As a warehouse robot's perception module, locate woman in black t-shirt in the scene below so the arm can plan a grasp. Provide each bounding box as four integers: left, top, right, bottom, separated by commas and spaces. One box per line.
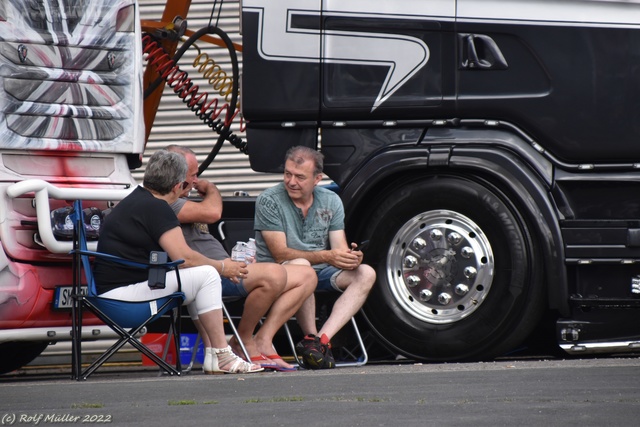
95, 150, 263, 375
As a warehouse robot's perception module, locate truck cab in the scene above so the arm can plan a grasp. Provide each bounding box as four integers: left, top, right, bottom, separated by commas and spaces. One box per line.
241, 0, 640, 361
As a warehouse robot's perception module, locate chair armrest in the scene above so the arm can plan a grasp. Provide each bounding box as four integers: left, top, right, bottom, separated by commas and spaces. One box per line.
70, 249, 184, 271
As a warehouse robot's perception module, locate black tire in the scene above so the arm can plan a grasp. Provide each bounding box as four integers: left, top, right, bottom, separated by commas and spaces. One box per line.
361, 175, 545, 361
0, 341, 49, 374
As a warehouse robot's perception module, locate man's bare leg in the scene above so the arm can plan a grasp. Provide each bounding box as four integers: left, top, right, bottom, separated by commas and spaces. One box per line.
254, 264, 317, 368
228, 263, 286, 361
317, 264, 376, 340
283, 258, 318, 336
295, 293, 318, 336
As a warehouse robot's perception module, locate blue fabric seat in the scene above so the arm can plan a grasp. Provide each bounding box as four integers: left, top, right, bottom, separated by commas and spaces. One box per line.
69, 200, 186, 380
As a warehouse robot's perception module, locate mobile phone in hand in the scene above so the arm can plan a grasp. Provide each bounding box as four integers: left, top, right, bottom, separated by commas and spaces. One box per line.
355, 240, 369, 251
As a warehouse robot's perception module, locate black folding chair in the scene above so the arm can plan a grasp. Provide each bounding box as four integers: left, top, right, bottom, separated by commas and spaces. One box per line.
70, 200, 185, 380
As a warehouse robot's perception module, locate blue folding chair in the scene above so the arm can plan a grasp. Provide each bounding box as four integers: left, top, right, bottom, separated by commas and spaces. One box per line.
70, 200, 185, 380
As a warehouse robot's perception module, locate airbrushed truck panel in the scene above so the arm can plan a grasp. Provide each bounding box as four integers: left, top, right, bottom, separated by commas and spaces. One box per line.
0, 0, 142, 373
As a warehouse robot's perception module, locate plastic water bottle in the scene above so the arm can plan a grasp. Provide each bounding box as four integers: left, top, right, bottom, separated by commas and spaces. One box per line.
245, 238, 256, 264
231, 241, 246, 262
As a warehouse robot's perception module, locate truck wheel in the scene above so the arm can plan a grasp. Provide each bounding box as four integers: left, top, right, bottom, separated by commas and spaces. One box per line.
361, 175, 544, 361
0, 341, 49, 375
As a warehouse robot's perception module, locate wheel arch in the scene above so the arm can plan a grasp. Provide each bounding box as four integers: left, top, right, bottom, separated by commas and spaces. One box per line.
338, 140, 568, 317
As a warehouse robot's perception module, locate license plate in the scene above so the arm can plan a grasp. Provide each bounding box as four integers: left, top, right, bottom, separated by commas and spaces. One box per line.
53, 286, 87, 309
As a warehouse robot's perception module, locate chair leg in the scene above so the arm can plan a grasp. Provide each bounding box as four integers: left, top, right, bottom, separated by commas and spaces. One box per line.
284, 316, 369, 368
171, 306, 182, 374
283, 322, 303, 366
71, 295, 83, 380
174, 302, 252, 373
334, 317, 369, 367
164, 301, 248, 375
79, 299, 181, 380
184, 333, 202, 373
221, 302, 251, 362
161, 327, 172, 372
82, 324, 180, 379
159, 308, 182, 375
71, 248, 85, 380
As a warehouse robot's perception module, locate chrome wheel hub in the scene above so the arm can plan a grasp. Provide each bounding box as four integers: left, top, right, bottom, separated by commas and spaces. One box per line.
386, 210, 494, 324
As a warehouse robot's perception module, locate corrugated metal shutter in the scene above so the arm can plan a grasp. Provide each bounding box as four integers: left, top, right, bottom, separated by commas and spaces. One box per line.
136, 0, 284, 196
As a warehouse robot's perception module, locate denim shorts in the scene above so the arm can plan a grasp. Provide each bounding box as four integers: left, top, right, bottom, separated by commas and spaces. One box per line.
316, 266, 343, 292
221, 277, 248, 298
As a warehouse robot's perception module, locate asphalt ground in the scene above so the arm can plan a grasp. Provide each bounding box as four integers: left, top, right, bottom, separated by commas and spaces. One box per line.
2, 356, 640, 426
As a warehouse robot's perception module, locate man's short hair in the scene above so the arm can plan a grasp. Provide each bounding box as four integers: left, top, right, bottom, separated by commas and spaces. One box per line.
165, 144, 196, 157
285, 145, 324, 175
143, 149, 187, 195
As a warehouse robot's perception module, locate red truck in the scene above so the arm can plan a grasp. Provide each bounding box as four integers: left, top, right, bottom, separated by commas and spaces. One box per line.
0, 0, 242, 375
0, 0, 151, 373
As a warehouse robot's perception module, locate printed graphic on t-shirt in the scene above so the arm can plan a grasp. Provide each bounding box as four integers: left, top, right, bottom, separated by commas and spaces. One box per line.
259, 196, 279, 214
304, 208, 333, 247
194, 223, 210, 234
316, 208, 333, 226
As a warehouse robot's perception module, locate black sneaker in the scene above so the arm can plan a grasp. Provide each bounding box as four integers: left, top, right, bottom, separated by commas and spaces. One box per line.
318, 333, 335, 369
295, 334, 335, 369
295, 334, 322, 369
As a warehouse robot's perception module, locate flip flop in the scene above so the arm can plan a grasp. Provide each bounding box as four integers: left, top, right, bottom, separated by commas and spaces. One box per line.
250, 354, 280, 371
269, 365, 298, 372
262, 354, 298, 371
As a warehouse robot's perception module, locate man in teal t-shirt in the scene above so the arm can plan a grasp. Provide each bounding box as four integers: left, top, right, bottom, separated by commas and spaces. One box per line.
255, 146, 376, 369
255, 182, 343, 271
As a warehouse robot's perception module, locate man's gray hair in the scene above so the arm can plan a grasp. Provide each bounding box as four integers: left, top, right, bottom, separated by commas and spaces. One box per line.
143, 149, 187, 195
165, 144, 195, 157
285, 145, 324, 175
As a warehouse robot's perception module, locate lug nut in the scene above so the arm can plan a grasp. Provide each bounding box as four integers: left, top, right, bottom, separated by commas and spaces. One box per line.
448, 232, 462, 245
404, 255, 418, 268
430, 229, 443, 241
461, 246, 474, 258
464, 266, 477, 279
406, 275, 421, 287
438, 293, 452, 305
455, 284, 469, 295
412, 237, 427, 250
419, 289, 433, 301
